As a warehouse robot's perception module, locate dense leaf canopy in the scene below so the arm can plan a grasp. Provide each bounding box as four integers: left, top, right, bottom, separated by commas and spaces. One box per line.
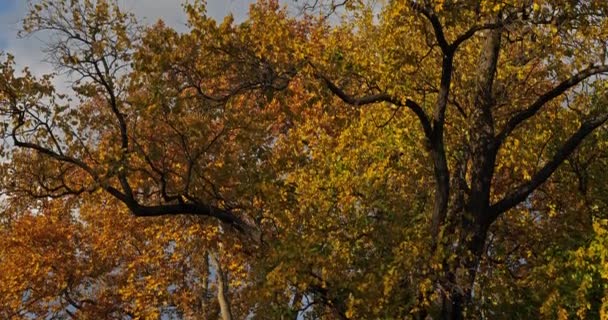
1, 0, 608, 319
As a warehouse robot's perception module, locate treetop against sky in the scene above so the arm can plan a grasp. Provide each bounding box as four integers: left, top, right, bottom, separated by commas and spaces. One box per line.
1, 1, 608, 319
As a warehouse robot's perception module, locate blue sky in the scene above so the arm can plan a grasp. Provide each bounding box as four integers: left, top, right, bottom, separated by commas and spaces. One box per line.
0, 0, 16, 12
0, 0, 254, 57
0, 0, 18, 49
0, 1, 253, 50
0, 0, 256, 91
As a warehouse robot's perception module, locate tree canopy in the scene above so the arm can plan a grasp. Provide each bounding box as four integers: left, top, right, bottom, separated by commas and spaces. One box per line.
1, 0, 608, 319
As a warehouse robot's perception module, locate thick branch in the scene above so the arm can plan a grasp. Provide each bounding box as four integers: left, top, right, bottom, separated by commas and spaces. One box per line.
452, 22, 503, 50
211, 253, 235, 320
103, 186, 252, 236
429, 52, 455, 239
410, 2, 450, 53
489, 112, 608, 220
12, 118, 252, 237
451, 9, 521, 51
497, 65, 608, 144
468, 26, 502, 214
318, 73, 434, 140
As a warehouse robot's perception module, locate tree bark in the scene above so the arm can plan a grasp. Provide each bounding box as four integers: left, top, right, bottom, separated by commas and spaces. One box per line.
211, 253, 234, 320
201, 251, 210, 316
438, 24, 503, 320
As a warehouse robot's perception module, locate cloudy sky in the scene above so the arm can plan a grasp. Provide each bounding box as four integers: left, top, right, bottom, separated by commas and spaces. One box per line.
0, 0, 255, 79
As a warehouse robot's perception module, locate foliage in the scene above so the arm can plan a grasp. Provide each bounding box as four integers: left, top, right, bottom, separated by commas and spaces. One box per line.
1, 0, 608, 319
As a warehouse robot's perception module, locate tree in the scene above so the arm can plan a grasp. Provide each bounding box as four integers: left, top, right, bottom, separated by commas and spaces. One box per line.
1, 0, 608, 319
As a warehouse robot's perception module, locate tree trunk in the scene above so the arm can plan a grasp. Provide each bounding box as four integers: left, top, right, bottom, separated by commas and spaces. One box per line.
434, 207, 489, 320
201, 251, 210, 316
436, 24, 503, 320
211, 253, 234, 320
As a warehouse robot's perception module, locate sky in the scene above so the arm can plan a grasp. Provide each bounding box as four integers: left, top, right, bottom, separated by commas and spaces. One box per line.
0, 0, 255, 82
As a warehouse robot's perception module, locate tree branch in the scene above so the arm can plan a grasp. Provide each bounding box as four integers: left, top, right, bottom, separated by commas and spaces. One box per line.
497, 65, 608, 144
451, 9, 522, 51
489, 112, 608, 220
317, 72, 434, 140
452, 22, 502, 50
10, 106, 252, 237
102, 185, 256, 239
410, 2, 450, 53
428, 52, 455, 239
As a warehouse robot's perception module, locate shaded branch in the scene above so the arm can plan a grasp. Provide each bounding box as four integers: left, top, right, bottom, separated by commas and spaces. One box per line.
489, 112, 608, 220
10, 104, 252, 238
410, 1, 450, 53
452, 22, 505, 50
451, 8, 523, 50
316, 72, 433, 140
497, 65, 608, 144
104, 185, 252, 235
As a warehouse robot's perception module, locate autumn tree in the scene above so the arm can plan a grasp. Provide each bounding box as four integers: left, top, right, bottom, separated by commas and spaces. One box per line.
2, 0, 608, 319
